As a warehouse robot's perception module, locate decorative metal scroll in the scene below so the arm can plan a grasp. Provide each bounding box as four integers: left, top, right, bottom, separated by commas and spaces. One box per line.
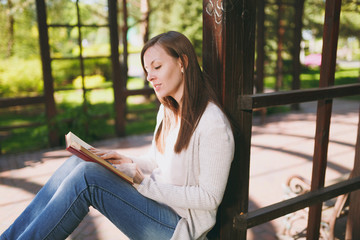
205, 0, 235, 24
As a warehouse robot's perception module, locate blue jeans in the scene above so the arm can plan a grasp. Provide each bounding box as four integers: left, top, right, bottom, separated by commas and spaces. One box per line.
1, 156, 180, 240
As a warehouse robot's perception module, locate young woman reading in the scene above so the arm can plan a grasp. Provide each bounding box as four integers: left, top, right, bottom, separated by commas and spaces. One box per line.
1, 31, 234, 240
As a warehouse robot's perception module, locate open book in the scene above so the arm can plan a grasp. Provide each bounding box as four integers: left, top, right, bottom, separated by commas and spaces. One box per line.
65, 131, 134, 185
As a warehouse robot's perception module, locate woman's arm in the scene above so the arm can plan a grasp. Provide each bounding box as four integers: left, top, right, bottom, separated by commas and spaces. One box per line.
137, 109, 235, 210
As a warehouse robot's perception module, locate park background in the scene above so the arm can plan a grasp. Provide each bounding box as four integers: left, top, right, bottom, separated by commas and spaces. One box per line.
0, 0, 359, 155
1, 0, 360, 239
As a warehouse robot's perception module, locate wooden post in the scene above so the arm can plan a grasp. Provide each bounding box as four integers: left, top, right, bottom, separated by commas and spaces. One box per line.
291, 0, 304, 110
275, 0, 284, 91
122, 0, 129, 81
35, 0, 59, 147
108, 0, 126, 136
203, 0, 256, 239
307, 0, 342, 239
255, 0, 265, 94
345, 107, 360, 239
75, 0, 89, 134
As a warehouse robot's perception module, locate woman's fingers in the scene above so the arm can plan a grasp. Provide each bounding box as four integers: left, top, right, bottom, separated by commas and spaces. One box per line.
89, 148, 117, 159
107, 159, 122, 165
89, 148, 133, 164
133, 166, 144, 184
89, 148, 105, 156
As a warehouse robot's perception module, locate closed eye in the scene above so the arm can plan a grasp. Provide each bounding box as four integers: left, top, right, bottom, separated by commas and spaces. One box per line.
154, 65, 161, 70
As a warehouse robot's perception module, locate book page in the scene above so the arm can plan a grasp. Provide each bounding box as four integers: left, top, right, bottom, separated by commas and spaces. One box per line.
65, 131, 134, 184
66, 131, 92, 149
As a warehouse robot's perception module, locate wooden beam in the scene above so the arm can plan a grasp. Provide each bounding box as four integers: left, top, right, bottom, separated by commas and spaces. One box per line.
239, 83, 360, 110
291, 0, 305, 110
234, 176, 360, 229
124, 88, 154, 97
346, 107, 360, 239
35, 0, 59, 147
203, 0, 256, 239
0, 96, 45, 108
255, 0, 265, 94
307, 0, 342, 239
108, 0, 126, 136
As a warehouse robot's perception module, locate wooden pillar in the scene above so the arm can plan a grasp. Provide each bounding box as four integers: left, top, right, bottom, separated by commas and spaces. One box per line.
203, 0, 256, 239
345, 107, 360, 239
275, 0, 284, 91
35, 0, 59, 147
122, 0, 129, 81
255, 0, 265, 94
108, 0, 126, 136
291, 0, 305, 110
307, 0, 342, 239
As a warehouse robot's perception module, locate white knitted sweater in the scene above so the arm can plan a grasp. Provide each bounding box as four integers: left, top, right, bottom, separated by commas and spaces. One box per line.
131, 102, 234, 239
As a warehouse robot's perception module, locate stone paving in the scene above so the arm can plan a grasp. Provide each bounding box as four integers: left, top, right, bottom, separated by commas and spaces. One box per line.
0, 99, 359, 240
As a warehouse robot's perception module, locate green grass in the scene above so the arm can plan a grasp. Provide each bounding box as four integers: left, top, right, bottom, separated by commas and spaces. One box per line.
264, 67, 360, 91
1, 77, 157, 154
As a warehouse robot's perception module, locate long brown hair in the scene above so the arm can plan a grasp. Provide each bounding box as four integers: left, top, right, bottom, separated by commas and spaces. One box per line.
141, 31, 221, 153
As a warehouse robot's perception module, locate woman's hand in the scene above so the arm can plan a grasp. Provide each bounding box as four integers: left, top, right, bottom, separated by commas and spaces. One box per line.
90, 148, 132, 164
89, 148, 144, 184
133, 166, 145, 184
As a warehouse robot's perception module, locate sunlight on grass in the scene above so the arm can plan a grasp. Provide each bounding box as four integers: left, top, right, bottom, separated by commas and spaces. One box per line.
88, 88, 114, 103
264, 67, 359, 90
128, 77, 146, 89
54, 77, 150, 105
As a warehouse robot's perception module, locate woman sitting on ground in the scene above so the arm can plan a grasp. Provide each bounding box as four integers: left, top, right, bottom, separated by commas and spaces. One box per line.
1, 31, 234, 240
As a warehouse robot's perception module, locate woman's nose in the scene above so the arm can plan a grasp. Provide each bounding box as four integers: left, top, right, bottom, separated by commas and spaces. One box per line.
147, 73, 154, 82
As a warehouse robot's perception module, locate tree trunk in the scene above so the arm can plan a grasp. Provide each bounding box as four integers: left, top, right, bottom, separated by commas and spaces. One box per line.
7, 0, 15, 58
275, 0, 284, 91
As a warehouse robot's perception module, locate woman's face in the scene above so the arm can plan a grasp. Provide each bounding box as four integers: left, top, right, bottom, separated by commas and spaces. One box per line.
143, 45, 184, 104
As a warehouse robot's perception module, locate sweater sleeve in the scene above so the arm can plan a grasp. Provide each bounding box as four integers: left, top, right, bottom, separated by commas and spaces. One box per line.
137, 105, 235, 211
125, 105, 164, 174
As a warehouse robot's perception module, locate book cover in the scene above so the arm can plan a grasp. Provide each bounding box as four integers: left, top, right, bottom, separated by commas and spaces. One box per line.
65, 131, 134, 185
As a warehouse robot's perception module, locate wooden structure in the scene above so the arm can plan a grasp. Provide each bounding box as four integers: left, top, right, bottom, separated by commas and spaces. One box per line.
0, 0, 154, 154
281, 173, 351, 239
1, 0, 359, 238
203, 0, 360, 239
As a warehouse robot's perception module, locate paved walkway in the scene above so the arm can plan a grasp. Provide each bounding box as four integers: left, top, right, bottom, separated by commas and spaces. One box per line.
0, 99, 359, 240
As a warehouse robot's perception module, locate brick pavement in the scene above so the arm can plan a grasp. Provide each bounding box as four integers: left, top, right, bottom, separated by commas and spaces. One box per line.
0, 99, 359, 240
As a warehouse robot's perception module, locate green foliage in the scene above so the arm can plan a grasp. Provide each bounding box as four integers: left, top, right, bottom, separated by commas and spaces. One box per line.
0, 58, 43, 97
0, 57, 112, 97
1, 93, 158, 154
52, 58, 112, 87
72, 75, 106, 89
53, 102, 114, 146
150, 0, 203, 57
0, 105, 48, 153
3, 125, 49, 154
0, 0, 39, 59
303, 0, 360, 39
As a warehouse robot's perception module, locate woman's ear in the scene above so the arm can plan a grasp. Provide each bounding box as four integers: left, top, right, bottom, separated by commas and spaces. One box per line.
182, 54, 189, 69
179, 54, 188, 73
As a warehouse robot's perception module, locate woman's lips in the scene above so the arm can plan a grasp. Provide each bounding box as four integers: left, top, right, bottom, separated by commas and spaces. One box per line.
153, 83, 161, 91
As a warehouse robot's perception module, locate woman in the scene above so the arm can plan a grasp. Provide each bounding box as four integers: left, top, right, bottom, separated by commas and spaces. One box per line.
1, 31, 234, 240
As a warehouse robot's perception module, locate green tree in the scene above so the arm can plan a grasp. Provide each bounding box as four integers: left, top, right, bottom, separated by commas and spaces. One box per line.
303, 0, 360, 40
0, 0, 39, 59
150, 0, 203, 57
